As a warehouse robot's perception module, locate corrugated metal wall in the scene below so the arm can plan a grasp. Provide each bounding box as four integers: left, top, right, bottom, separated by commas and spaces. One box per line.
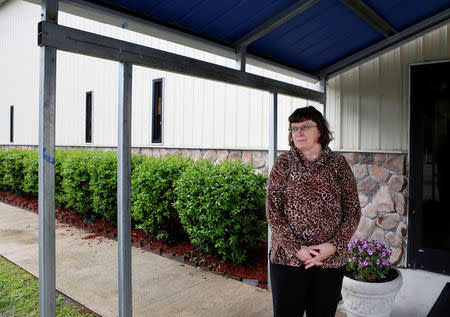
0, 0, 40, 145
326, 24, 450, 152
0, 0, 320, 151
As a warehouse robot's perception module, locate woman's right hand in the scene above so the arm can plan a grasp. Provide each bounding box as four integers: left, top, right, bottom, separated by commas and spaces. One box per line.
295, 246, 316, 261
295, 246, 322, 268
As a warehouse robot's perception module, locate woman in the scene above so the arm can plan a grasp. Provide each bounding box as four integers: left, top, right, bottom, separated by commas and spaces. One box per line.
266, 106, 360, 317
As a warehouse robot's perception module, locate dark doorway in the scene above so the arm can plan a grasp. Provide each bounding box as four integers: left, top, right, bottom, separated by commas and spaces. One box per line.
409, 61, 450, 274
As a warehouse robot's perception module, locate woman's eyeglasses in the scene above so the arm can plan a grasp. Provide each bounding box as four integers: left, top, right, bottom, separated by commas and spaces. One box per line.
289, 125, 317, 133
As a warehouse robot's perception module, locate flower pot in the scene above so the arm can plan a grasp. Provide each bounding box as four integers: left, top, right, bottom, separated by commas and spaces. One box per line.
341, 267, 403, 317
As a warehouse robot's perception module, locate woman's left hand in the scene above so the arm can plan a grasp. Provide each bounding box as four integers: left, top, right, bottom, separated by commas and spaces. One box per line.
304, 243, 336, 269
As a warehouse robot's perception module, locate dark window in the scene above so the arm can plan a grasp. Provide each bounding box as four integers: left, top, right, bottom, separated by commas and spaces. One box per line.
9, 105, 13, 143
85, 91, 92, 143
152, 79, 163, 143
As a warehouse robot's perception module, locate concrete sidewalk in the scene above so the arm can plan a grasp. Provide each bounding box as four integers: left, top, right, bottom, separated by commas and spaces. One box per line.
0, 202, 272, 317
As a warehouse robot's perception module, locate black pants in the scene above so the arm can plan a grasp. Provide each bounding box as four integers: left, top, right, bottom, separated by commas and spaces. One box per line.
270, 262, 345, 317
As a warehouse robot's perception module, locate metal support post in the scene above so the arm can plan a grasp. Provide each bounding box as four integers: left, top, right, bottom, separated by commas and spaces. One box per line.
39, 1, 58, 316
267, 92, 278, 292
236, 45, 246, 72
268, 93, 278, 170
320, 77, 327, 116
118, 62, 133, 317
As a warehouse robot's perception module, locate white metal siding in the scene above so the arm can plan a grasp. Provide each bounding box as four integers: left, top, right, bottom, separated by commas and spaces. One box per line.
327, 24, 450, 152
0, 0, 40, 145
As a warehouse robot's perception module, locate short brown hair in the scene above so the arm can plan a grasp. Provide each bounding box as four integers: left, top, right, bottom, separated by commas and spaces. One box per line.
288, 106, 333, 148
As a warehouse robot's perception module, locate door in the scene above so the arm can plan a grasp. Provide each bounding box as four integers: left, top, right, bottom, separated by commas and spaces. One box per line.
409, 61, 450, 274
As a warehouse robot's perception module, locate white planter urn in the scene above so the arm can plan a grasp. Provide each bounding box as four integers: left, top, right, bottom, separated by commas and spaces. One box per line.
341, 268, 403, 317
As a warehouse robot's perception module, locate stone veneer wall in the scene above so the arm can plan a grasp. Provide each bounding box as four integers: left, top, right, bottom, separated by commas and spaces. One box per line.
341, 152, 407, 267
0, 145, 408, 266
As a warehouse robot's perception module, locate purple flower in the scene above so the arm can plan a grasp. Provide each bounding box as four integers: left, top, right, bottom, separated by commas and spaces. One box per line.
346, 238, 393, 282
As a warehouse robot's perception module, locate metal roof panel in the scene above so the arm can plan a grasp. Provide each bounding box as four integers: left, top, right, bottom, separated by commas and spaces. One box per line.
248, 0, 383, 72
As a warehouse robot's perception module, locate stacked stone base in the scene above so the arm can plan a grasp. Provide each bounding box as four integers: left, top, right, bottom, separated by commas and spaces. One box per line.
343, 152, 407, 267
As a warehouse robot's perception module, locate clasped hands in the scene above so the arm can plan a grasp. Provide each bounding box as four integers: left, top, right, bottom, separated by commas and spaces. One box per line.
295, 243, 336, 269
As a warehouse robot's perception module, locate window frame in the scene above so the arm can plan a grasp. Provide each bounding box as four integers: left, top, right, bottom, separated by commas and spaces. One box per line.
85, 91, 93, 144
151, 78, 164, 144
9, 105, 14, 143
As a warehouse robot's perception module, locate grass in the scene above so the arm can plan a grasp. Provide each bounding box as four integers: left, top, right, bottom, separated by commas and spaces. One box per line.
0, 255, 95, 316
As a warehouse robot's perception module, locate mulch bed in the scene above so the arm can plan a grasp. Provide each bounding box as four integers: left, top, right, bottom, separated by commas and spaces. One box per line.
0, 191, 268, 289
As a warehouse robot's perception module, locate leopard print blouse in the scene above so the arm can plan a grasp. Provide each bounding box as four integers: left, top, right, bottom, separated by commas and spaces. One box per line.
266, 146, 361, 268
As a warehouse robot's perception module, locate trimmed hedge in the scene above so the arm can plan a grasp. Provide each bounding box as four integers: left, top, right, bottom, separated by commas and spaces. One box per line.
22, 151, 39, 195
0, 150, 9, 191
0, 148, 268, 265
1, 149, 36, 194
88, 151, 117, 221
13, 149, 70, 206
61, 150, 96, 217
55, 150, 71, 207
132, 155, 192, 242
88, 151, 146, 222
174, 159, 267, 264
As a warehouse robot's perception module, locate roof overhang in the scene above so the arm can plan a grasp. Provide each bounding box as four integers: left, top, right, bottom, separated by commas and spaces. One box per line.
23, 0, 450, 82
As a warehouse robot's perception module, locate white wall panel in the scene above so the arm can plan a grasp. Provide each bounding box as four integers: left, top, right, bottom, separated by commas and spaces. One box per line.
326, 77, 341, 149
448, 25, 450, 58
223, 83, 237, 148
400, 38, 423, 150
423, 26, 448, 62
379, 49, 402, 151
341, 69, 360, 150
0, 0, 40, 145
55, 52, 119, 147
132, 65, 153, 146
182, 75, 195, 147
359, 59, 380, 150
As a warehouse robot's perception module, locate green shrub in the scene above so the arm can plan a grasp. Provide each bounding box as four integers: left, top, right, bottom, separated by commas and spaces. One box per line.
55, 150, 71, 207
61, 150, 95, 217
88, 151, 147, 222
132, 155, 192, 242
89, 151, 117, 221
0, 150, 8, 191
22, 151, 39, 195
7, 149, 70, 203
174, 159, 267, 264
2, 149, 35, 194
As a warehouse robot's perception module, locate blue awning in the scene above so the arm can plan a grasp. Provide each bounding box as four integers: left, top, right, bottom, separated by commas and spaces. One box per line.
85, 0, 450, 77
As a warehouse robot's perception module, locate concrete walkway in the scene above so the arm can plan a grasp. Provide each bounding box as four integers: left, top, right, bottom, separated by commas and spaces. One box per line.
0, 202, 272, 317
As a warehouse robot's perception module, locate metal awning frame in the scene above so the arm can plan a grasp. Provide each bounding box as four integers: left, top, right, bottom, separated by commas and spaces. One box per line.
37, 1, 325, 316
